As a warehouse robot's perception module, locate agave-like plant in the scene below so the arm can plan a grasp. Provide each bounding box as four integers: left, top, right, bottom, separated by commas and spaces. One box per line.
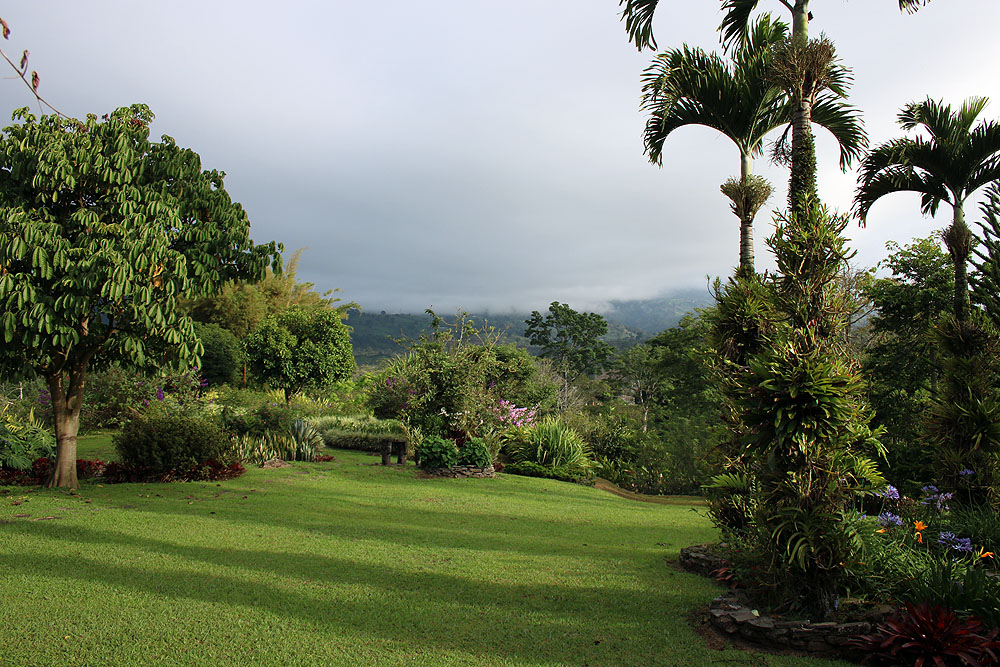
286, 419, 323, 462
505, 417, 593, 477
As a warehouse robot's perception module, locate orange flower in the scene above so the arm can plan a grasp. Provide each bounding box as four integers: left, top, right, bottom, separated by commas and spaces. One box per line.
914, 520, 928, 532
977, 547, 994, 560
917, 532, 923, 544
876, 528, 886, 534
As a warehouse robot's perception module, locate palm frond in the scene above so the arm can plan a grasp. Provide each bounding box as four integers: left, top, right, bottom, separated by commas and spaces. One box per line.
899, 0, 931, 13
619, 0, 660, 51
810, 93, 867, 170
720, 0, 763, 50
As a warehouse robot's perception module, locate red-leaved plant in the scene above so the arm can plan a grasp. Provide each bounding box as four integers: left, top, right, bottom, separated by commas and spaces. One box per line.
849, 601, 1000, 666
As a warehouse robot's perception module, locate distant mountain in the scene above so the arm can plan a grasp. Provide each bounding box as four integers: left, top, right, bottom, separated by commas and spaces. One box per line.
347, 290, 713, 368
602, 288, 714, 336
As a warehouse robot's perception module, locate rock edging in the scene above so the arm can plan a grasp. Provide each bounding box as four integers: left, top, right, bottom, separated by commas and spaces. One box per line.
426, 464, 495, 478
680, 544, 886, 660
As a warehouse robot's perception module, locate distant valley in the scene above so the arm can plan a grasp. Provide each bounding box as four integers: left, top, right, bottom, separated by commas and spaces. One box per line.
348, 288, 713, 367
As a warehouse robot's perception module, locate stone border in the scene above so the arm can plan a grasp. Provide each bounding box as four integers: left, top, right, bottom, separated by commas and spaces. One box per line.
680, 544, 888, 660
425, 464, 495, 478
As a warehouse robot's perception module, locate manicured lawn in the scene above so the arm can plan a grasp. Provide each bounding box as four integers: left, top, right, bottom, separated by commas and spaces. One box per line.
77, 431, 117, 461
0, 450, 847, 666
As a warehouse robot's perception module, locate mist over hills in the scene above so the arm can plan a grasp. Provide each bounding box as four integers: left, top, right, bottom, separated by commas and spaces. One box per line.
348, 289, 714, 367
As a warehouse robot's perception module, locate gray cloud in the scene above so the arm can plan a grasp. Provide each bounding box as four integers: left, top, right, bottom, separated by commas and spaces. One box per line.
4, 1, 999, 313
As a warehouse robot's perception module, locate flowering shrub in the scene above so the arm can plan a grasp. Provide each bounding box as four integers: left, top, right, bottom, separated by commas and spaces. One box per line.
366, 313, 557, 444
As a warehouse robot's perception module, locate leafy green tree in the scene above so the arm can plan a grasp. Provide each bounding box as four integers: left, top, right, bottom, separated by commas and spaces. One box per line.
641, 15, 864, 271
609, 344, 663, 431
243, 307, 355, 404
0, 106, 279, 488
193, 322, 242, 387
524, 302, 613, 409
855, 97, 1000, 323
862, 235, 953, 488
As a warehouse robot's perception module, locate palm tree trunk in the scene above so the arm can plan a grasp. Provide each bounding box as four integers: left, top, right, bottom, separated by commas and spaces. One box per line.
946, 204, 974, 322
788, 0, 816, 219
739, 152, 755, 272
792, 0, 810, 45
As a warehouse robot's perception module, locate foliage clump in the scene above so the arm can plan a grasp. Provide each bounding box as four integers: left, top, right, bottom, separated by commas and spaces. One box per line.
114, 412, 230, 477
244, 307, 355, 405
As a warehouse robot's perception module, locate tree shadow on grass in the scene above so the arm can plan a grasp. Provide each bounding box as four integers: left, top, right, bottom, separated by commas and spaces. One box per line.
1, 520, 720, 665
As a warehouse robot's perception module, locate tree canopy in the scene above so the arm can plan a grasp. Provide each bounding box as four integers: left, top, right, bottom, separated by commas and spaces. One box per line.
0, 105, 280, 487
243, 307, 355, 404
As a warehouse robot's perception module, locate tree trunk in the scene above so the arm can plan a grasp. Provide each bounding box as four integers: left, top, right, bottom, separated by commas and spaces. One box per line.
946, 204, 973, 323
739, 152, 755, 272
792, 0, 810, 45
46, 368, 87, 490
788, 0, 816, 219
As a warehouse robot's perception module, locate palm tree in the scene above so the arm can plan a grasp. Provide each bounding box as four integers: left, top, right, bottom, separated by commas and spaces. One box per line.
641, 15, 864, 271
855, 97, 1000, 323
621, 0, 929, 214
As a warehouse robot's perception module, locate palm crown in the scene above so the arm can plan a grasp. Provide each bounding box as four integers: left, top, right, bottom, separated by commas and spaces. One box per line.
855, 97, 1000, 321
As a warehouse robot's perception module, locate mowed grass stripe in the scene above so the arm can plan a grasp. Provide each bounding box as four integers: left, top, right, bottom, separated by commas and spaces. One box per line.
1, 450, 846, 666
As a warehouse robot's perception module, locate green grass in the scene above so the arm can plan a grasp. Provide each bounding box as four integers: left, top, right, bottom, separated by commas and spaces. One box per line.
0, 450, 847, 666
77, 431, 117, 461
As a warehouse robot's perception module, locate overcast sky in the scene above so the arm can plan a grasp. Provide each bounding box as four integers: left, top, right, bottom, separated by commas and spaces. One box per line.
4, 2, 1000, 313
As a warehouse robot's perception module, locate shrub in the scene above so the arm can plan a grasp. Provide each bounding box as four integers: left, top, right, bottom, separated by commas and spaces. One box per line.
503, 461, 583, 484
849, 602, 1000, 666
459, 437, 493, 468
102, 459, 244, 483
503, 417, 592, 477
193, 321, 242, 387
950, 505, 1000, 557
901, 557, 1000, 630
286, 419, 323, 461
418, 436, 459, 470
310, 415, 409, 453
115, 413, 229, 474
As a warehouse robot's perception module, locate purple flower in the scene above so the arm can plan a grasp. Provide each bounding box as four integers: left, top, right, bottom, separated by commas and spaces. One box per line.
156, 387, 165, 401
878, 512, 903, 527
877, 485, 900, 501
937, 531, 973, 553
960, 468, 975, 477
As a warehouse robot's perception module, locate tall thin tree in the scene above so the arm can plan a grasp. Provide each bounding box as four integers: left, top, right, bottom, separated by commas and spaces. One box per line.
641, 15, 864, 270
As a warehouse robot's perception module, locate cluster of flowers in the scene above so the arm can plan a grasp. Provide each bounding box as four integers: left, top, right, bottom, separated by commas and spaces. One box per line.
937, 531, 974, 553
494, 400, 536, 428
921, 485, 954, 512
875, 484, 900, 501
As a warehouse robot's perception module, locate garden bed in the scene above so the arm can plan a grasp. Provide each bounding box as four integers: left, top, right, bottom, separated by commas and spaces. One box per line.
680, 544, 892, 662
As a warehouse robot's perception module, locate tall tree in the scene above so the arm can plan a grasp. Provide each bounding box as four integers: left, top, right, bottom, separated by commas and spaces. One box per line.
0, 106, 280, 488
855, 97, 1000, 323
620, 0, 924, 215
524, 302, 613, 409
641, 15, 864, 271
